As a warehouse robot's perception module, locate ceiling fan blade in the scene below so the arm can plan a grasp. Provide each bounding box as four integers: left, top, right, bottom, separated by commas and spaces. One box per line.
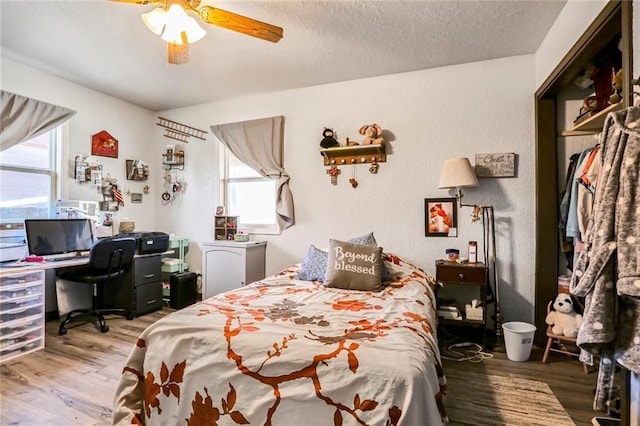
198, 6, 283, 43
108, 0, 163, 4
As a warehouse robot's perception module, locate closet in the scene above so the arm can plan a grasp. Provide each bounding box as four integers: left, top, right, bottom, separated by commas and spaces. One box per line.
534, 0, 632, 344
534, 1, 634, 423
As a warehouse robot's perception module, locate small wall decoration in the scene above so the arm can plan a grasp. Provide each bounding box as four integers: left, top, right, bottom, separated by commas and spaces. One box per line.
425, 198, 457, 237
157, 117, 207, 143
91, 130, 119, 158
126, 159, 149, 181
131, 193, 143, 203
475, 153, 516, 178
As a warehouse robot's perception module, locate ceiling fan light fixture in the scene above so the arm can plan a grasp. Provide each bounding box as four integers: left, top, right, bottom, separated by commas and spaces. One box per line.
141, 7, 167, 36
160, 4, 206, 45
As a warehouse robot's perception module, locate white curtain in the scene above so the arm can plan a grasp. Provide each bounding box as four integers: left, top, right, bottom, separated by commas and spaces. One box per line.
210, 115, 294, 230
0, 90, 76, 151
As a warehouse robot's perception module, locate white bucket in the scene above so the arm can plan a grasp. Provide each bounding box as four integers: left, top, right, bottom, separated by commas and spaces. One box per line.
502, 322, 536, 362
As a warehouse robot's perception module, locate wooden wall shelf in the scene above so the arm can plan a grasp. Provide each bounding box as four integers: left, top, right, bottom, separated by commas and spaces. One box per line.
320, 144, 386, 166
560, 102, 624, 136
162, 152, 185, 170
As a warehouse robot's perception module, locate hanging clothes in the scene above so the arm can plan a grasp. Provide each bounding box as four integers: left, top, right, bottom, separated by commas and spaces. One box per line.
558, 153, 581, 269
576, 145, 601, 241
570, 106, 640, 411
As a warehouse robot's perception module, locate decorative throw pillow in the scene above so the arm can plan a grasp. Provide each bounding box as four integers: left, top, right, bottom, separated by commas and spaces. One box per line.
295, 245, 329, 282
324, 239, 384, 291
348, 232, 393, 282
295, 232, 393, 283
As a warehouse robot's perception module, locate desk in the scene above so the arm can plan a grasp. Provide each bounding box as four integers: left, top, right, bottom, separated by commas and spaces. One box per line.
1, 257, 90, 274
0, 259, 90, 363
0, 254, 162, 363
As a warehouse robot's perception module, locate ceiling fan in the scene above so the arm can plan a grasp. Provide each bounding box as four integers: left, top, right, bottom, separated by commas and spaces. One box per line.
111, 0, 283, 64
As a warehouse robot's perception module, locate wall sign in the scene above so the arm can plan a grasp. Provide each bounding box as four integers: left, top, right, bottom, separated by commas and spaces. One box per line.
91, 130, 119, 158
475, 153, 516, 178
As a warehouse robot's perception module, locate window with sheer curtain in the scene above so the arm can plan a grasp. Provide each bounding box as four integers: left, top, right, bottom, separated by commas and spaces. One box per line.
219, 146, 277, 233
0, 128, 60, 221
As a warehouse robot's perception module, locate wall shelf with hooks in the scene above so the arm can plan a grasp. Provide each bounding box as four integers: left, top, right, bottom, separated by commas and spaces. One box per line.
162, 152, 184, 170
320, 144, 386, 166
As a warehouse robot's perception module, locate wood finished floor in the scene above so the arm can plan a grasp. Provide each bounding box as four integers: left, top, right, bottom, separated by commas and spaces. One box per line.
1, 308, 601, 425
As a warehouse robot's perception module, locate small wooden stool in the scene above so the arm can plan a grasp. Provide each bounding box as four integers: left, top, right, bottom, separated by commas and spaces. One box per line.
542, 301, 589, 373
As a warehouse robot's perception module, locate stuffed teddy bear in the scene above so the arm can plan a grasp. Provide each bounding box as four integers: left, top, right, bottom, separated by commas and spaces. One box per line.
545, 293, 583, 337
359, 123, 384, 145
609, 69, 623, 104
320, 127, 339, 149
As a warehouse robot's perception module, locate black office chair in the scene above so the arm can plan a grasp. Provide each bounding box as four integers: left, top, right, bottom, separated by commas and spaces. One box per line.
57, 236, 136, 335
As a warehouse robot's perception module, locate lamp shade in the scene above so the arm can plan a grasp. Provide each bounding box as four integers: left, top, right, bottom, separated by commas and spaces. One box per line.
161, 4, 206, 45
438, 157, 479, 189
142, 7, 167, 35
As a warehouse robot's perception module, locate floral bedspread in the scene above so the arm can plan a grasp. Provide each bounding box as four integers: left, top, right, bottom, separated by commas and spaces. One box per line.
113, 254, 447, 425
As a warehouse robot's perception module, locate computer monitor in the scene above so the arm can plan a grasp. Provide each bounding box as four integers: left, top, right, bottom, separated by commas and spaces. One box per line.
24, 219, 94, 257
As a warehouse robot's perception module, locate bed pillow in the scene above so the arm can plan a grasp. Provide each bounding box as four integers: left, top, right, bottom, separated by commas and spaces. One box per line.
295, 245, 329, 282
347, 232, 378, 246
324, 239, 384, 291
295, 232, 393, 283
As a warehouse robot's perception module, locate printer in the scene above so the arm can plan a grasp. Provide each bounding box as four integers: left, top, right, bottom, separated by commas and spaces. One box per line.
0, 223, 27, 262
118, 231, 170, 254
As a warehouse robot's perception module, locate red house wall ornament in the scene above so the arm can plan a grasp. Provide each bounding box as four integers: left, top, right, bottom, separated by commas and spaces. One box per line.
91, 130, 119, 158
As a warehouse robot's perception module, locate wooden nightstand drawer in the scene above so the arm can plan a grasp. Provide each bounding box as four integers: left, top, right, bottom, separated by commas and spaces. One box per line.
436, 260, 487, 284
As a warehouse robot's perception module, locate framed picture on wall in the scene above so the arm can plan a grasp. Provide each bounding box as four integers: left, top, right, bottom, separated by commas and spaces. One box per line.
425, 198, 457, 237
91, 130, 119, 158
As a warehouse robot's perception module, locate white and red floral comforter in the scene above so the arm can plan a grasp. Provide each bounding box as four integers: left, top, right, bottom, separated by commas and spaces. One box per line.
113, 254, 447, 425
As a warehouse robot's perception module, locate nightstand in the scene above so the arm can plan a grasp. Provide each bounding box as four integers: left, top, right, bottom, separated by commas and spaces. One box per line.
435, 259, 489, 348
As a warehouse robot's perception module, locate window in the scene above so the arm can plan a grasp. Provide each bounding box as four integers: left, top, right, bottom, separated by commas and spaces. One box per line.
219, 146, 277, 234
0, 129, 59, 221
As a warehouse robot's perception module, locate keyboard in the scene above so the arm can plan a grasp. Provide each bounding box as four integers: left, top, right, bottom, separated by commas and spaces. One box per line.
48, 256, 89, 262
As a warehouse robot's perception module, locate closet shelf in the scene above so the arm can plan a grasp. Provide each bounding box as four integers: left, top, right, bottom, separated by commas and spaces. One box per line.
560, 102, 623, 136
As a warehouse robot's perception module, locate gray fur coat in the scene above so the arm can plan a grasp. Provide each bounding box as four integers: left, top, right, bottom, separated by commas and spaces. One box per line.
570, 106, 640, 410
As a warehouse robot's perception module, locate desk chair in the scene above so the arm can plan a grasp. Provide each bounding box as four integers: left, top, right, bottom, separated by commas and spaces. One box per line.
57, 236, 136, 335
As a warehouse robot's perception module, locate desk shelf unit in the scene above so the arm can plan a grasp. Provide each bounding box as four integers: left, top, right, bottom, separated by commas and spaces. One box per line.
0, 270, 45, 363
161, 238, 190, 306
161, 238, 189, 274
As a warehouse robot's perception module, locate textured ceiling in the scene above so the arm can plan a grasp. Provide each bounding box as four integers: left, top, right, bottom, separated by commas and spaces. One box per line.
0, 1, 566, 111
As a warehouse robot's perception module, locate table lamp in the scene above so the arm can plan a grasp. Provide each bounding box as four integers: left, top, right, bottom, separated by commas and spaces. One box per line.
439, 157, 505, 352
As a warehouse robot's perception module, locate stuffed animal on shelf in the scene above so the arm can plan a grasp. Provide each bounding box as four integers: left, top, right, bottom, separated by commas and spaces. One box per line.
320, 127, 339, 149
609, 69, 623, 104
545, 293, 583, 337
359, 123, 384, 145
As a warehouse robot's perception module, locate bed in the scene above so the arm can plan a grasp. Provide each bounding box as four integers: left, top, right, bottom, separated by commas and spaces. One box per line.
113, 241, 447, 425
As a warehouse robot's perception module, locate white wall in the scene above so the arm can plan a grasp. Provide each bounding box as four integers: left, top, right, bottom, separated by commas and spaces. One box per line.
536, 0, 638, 95
2, 58, 159, 233
160, 55, 537, 323
535, 0, 609, 89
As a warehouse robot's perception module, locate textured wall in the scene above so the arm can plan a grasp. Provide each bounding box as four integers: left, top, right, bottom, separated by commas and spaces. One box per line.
160, 55, 537, 323
1, 59, 157, 233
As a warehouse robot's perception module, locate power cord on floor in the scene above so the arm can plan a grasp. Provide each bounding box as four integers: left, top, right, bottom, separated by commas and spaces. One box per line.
440, 342, 494, 363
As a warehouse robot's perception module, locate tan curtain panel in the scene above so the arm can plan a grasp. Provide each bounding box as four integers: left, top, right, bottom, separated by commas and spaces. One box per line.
0, 90, 76, 151
211, 115, 294, 230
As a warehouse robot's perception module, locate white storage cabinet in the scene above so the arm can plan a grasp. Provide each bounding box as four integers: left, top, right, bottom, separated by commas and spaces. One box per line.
200, 241, 266, 298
